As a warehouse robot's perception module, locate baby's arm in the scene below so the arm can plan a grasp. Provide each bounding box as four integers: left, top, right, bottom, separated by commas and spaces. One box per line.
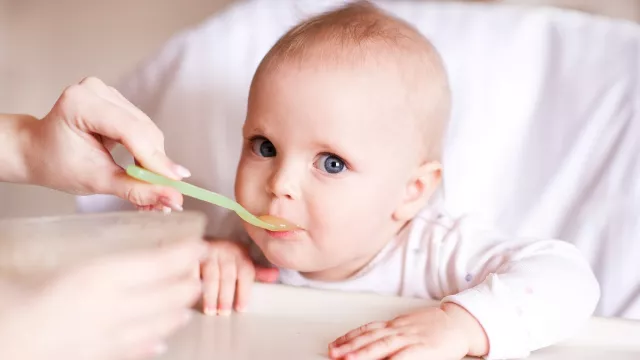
431, 217, 600, 359
329, 217, 599, 360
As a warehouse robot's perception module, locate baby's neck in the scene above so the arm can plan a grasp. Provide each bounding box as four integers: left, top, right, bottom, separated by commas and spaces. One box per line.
298, 220, 410, 282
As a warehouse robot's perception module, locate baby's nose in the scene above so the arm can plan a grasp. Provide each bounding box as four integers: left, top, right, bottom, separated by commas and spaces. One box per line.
266, 167, 300, 200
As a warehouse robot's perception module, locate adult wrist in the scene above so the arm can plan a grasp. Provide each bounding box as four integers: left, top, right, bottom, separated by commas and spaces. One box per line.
0, 114, 39, 184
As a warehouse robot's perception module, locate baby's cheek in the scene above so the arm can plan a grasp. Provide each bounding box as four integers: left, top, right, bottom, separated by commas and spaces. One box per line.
236, 188, 258, 213
305, 181, 386, 252
311, 204, 360, 248
235, 171, 264, 212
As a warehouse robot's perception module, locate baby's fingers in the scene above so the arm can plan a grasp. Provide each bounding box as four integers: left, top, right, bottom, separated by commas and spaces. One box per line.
217, 259, 238, 316
331, 335, 416, 360
234, 261, 256, 312
329, 328, 396, 359
331, 321, 387, 348
201, 260, 220, 315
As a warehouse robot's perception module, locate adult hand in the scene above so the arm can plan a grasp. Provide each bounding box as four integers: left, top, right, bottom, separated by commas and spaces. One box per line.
0, 239, 207, 360
19, 77, 188, 210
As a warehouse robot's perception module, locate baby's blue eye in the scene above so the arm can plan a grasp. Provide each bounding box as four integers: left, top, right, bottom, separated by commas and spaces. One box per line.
315, 154, 346, 174
251, 138, 276, 157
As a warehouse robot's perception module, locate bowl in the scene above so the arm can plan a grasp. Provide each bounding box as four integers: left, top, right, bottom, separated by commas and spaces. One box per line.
0, 211, 207, 279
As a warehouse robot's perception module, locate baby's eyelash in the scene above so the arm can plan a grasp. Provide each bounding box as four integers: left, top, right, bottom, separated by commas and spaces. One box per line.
319, 152, 350, 170
247, 135, 267, 142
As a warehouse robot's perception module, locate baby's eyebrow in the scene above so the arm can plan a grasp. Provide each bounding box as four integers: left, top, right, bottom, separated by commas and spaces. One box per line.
242, 123, 267, 136
312, 139, 358, 159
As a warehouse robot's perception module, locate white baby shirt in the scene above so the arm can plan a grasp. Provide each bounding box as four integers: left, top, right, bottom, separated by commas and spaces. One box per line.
276, 199, 600, 359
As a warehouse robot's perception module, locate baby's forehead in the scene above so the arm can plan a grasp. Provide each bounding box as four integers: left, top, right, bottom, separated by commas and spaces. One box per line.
248, 68, 423, 154
250, 1, 451, 161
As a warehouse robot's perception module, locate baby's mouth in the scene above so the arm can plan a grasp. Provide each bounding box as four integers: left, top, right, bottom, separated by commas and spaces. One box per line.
258, 214, 303, 231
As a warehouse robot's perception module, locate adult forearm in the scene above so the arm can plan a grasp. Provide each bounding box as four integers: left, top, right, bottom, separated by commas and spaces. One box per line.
0, 114, 38, 184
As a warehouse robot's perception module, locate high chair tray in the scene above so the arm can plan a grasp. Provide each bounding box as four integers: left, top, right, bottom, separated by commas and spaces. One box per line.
160, 283, 640, 360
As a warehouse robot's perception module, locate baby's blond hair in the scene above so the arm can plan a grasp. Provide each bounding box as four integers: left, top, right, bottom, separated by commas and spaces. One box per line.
253, 0, 451, 161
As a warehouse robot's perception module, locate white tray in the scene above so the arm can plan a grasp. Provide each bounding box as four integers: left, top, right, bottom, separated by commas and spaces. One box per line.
160, 283, 640, 360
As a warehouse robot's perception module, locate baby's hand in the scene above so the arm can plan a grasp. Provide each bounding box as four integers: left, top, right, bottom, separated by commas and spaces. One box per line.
201, 239, 279, 315
328, 303, 488, 360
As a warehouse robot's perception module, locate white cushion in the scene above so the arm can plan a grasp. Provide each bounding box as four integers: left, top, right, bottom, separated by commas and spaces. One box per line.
77, 0, 640, 319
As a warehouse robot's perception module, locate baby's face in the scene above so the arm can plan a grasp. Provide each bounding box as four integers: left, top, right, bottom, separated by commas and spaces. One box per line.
235, 64, 426, 280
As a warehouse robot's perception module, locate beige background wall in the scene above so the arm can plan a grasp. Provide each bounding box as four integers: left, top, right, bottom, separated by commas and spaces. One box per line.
0, 0, 234, 218
1, 0, 638, 219
501, 0, 640, 21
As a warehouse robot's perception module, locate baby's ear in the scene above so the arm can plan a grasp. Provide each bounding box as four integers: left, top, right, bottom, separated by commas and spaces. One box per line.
393, 161, 442, 221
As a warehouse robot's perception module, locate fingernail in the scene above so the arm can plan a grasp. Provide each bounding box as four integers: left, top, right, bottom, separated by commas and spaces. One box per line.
162, 206, 172, 214
235, 305, 246, 313
204, 307, 216, 316
172, 203, 183, 211
217, 309, 231, 316
152, 343, 168, 355
160, 197, 183, 212
173, 164, 191, 179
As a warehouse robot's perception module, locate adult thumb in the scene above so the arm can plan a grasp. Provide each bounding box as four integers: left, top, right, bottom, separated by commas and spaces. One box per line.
255, 267, 279, 283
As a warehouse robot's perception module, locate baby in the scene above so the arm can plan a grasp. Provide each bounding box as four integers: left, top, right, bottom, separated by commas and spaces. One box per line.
201, 2, 600, 359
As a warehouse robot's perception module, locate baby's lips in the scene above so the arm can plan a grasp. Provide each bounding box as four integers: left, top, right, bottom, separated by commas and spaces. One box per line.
259, 214, 303, 231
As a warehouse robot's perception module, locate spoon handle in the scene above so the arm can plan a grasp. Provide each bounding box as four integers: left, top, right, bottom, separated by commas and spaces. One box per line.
126, 165, 277, 230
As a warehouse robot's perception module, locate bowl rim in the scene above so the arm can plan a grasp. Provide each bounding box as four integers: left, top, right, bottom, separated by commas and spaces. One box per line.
0, 210, 207, 227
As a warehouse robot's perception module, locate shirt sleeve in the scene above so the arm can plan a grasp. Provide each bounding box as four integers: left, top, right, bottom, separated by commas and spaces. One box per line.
419, 214, 600, 359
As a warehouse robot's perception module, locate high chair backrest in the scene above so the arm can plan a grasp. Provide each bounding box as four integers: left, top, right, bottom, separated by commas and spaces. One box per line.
76, 0, 640, 319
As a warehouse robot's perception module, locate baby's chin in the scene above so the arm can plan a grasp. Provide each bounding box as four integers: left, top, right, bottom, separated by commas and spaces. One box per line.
251, 236, 325, 272
246, 227, 348, 275
258, 241, 314, 270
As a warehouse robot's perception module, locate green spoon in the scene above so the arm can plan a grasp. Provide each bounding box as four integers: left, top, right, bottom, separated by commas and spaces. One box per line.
126, 165, 294, 231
